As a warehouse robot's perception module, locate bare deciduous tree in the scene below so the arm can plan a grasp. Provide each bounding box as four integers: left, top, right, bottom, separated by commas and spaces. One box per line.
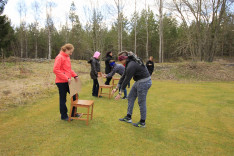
32, 0, 40, 58
114, 0, 124, 52
159, 0, 164, 63
17, 0, 26, 58
172, 0, 229, 62
46, 1, 55, 60
145, 0, 149, 60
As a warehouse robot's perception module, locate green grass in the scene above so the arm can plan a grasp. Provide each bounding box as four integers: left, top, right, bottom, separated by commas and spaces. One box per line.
0, 80, 234, 156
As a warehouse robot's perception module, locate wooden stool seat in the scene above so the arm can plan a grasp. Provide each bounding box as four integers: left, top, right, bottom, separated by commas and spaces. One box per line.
73, 100, 94, 105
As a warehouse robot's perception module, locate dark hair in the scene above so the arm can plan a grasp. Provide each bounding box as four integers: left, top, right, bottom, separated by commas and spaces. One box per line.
106, 51, 112, 57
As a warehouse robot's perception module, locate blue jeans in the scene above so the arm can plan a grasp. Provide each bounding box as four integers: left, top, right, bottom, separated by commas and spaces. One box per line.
127, 78, 152, 120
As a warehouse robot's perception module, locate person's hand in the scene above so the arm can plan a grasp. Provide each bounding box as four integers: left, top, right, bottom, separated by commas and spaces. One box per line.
74, 76, 78, 82
112, 88, 117, 94
68, 78, 71, 85
103, 74, 106, 78
115, 94, 121, 100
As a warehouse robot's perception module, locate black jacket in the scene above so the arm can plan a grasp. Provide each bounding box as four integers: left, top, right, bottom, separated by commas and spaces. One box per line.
105, 55, 113, 74
88, 57, 100, 79
118, 58, 150, 91
146, 60, 154, 75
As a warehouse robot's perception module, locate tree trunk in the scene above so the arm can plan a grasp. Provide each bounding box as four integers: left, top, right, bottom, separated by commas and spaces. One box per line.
134, 0, 137, 54
35, 37, 38, 58
145, 1, 149, 60
48, 29, 51, 59
20, 28, 23, 58
25, 32, 28, 58
159, 0, 163, 63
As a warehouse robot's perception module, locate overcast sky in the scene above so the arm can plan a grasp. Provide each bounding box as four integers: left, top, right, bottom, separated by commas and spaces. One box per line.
3, 0, 161, 29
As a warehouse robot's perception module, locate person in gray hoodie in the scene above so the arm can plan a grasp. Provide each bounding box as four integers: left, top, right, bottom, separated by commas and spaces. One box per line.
112, 51, 152, 128
103, 61, 127, 99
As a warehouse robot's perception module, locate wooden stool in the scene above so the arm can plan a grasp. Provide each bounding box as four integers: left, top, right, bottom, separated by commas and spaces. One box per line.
112, 77, 120, 87
97, 72, 113, 98
68, 93, 94, 125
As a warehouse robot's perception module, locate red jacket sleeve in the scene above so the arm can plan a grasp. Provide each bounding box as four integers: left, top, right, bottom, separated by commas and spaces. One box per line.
53, 57, 69, 81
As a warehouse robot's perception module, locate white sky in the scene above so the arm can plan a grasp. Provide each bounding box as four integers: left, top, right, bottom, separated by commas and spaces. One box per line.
3, 0, 161, 30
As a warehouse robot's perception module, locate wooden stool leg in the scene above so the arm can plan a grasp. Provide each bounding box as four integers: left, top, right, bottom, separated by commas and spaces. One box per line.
68, 104, 73, 122
91, 104, 94, 120
98, 87, 100, 97
87, 107, 90, 125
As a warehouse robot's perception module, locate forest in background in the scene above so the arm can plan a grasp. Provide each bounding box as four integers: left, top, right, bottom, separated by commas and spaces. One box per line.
0, 0, 233, 62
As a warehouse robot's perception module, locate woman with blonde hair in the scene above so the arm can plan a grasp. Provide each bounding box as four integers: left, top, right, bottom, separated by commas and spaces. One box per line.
53, 43, 78, 121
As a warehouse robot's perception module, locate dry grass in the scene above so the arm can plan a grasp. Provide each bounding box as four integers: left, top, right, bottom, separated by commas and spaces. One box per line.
0, 60, 90, 112
1, 58, 233, 112
152, 62, 234, 81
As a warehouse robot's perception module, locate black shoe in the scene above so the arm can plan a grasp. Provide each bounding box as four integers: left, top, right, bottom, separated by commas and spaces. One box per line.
119, 116, 132, 123
121, 96, 127, 99
132, 122, 145, 128
61, 117, 73, 121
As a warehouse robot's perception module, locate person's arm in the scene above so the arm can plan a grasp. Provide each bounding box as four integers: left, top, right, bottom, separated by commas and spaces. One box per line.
119, 62, 136, 93
106, 67, 116, 78
113, 68, 125, 94
53, 57, 69, 81
117, 69, 126, 89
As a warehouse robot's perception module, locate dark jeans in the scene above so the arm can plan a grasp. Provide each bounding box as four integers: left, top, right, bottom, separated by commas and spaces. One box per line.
105, 77, 112, 85
56, 83, 76, 119
92, 79, 99, 96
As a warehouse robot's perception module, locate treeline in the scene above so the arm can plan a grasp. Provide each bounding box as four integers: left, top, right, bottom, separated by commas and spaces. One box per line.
0, 0, 233, 62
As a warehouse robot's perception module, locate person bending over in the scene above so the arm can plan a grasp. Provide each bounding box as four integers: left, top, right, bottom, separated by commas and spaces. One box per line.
103, 60, 127, 99
112, 51, 152, 127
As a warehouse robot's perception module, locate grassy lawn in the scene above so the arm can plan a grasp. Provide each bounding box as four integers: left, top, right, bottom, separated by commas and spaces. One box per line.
0, 80, 233, 156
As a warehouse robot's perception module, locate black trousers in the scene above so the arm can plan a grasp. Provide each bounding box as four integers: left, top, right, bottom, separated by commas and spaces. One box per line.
56, 83, 76, 119
105, 77, 112, 85
92, 79, 99, 96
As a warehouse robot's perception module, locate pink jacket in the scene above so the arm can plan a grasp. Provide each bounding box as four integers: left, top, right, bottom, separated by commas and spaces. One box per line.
53, 51, 77, 83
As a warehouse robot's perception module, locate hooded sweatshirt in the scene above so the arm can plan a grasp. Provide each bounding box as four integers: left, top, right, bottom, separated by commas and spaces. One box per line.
118, 57, 150, 92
